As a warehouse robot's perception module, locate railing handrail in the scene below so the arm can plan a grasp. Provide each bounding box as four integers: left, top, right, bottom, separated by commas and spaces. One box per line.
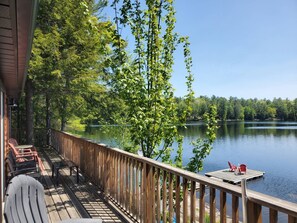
51, 128, 297, 219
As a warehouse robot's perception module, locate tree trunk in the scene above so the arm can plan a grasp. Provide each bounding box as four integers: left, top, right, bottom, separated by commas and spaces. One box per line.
60, 79, 69, 131
60, 99, 67, 131
61, 115, 66, 131
25, 79, 34, 144
46, 93, 51, 144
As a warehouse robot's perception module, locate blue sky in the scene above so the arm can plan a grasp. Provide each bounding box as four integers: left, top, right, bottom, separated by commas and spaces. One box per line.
104, 0, 297, 100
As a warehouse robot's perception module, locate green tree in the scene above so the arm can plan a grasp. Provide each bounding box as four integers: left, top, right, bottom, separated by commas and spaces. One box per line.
29, 0, 113, 130
273, 98, 289, 120
111, 0, 194, 160
267, 106, 276, 119
255, 100, 270, 120
244, 106, 255, 120
234, 101, 244, 120
191, 97, 208, 120
217, 97, 228, 121
187, 105, 218, 172
291, 99, 297, 121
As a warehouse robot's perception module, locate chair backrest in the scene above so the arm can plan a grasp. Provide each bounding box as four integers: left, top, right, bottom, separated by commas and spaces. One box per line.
8, 138, 19, 146
240, 164, 247, 173
228, 161, 237, 171
8, 142, 34, 156
4, 175, 49, 223
8, 142, 21, 156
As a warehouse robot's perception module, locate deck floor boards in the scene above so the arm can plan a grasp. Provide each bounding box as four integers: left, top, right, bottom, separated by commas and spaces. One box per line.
38, 147, 129, 223
205, 168, 265, 184
41, 153, 81, 222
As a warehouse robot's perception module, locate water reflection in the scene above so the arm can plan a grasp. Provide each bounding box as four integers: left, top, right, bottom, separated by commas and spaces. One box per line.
180, 121, 297, 139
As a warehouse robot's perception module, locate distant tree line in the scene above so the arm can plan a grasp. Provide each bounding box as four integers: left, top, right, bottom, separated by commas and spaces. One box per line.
176, 96, 297, 121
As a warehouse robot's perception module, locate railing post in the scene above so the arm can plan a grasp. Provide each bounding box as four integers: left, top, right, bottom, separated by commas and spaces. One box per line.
241, 179, 248, 223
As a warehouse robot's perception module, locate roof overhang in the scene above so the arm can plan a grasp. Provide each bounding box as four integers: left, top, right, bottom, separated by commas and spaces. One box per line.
0, 0, 38, 98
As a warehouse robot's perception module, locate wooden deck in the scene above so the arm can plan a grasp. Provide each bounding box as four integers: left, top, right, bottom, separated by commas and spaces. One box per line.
38, 147, 130, 223
205, 168, 265, 184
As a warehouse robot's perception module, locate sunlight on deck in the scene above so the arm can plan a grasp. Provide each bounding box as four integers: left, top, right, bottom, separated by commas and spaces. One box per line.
39, 147, 126, 223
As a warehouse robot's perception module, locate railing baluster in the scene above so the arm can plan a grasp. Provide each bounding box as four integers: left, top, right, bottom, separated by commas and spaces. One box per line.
142, 162, 146, 223
114, 152, 117, 198
135, 161, 140, 221
119, 155, 122, 206
220, 191, 226, 223
190, 181, 196, 223
269, 208, 277, 223
248, 201, 262, 223
162, 171, 167, 223
108, 151, 112, 196
139, 162, 143, 222
152, 166, 156, 221
132, 159, 136, 218
169, 173, 173, 223
247, 200, 254, 223
102, 148, 106, 191
175, 175, 181, 223
145, 164, 153, 222
199, 184, 205, 223
232, 195, 239, 223
115, 153, 119, 202
125, 157, 129, 211
156, 169, 161, 223
289, 215, 297, 223
210, 187, 216, 223
183, 178, 188, 223
99, 147, 102, 188
129, 158, 133, 213
254, 203, 262, 223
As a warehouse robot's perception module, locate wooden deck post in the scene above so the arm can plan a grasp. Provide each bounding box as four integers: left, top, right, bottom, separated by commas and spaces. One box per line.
241, 179, 248, 223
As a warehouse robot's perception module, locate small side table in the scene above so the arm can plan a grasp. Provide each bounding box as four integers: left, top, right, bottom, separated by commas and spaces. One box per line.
51, 160, 79, 186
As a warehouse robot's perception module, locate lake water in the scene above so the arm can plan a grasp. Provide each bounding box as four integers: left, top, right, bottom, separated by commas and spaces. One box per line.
79, 121, 297, 205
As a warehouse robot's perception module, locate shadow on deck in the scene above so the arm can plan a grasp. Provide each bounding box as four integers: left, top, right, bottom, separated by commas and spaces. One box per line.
38, 146, 130, 223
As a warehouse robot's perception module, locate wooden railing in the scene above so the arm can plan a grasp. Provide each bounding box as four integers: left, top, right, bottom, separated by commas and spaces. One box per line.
50, 129, 297, 223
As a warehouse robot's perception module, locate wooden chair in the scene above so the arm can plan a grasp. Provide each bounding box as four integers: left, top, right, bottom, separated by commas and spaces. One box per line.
4, 175, 102, 223
240, 164, 247, 174
5, 150, 40, 182
4, 175, 48, 223
228, 161, 237, 172
8, 142, 44, 172
8, 140, 36, 153
8, 138, 19, 146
